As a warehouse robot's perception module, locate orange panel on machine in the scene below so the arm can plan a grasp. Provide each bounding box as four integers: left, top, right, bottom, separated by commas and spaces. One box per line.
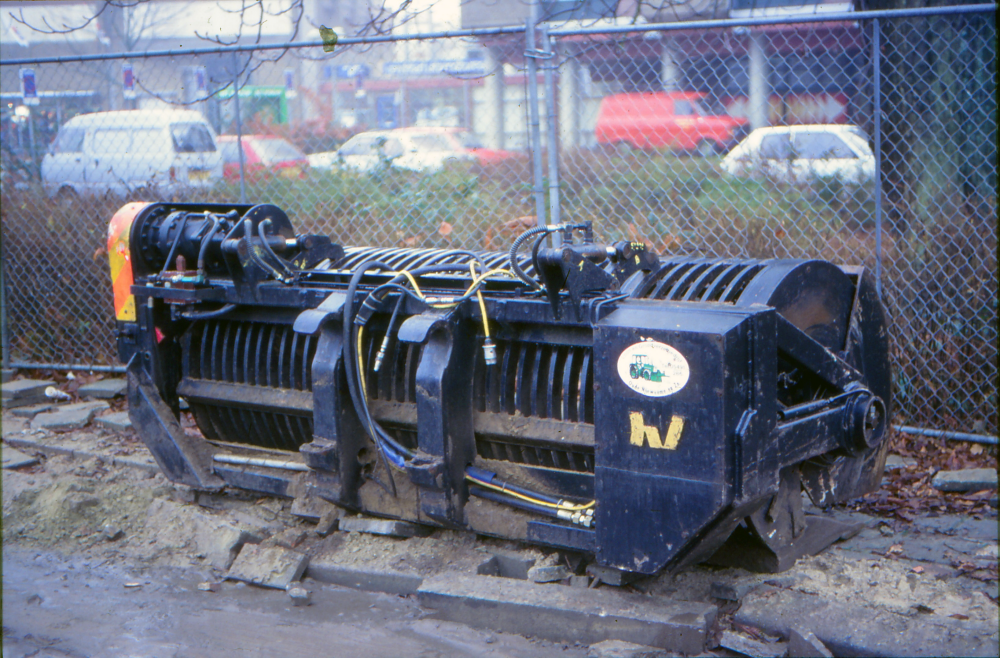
107, 202, 149, 322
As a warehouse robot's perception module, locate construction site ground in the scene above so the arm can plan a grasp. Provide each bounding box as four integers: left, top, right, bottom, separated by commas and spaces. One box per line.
2, 395, 997, 658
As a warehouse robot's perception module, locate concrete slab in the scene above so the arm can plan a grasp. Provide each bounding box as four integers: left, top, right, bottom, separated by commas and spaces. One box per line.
787, 627, 834, 658
1, 368, 15, 383
735, 586, 999, 658
339, 516, 431, 538
2, 379, 55, 400
528, 564, 569, 583
1, 379, 56, 408
95, 411, 132, 432
305, 559, 423, 596
718, 630, 786, 658
146, 498, 262, 571
10, 403, 55, 418
586, 639, 671, 658
226, 544, 308, 590
2, 447, 39, 469
417, 573, 715, 655
77, 378, 127, 399
932, 468, 998, 493
30, 403, 108, 432
885, 454, 918, 470
289, 494, 336, 522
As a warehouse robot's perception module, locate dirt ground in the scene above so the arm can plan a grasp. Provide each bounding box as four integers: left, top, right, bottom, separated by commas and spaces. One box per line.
2, 400, 998, 657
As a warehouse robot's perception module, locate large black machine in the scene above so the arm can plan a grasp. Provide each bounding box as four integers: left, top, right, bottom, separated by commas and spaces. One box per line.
108, 201, 890, 575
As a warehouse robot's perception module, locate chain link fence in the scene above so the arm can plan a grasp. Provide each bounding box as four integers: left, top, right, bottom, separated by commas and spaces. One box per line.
1, 5, 995, 436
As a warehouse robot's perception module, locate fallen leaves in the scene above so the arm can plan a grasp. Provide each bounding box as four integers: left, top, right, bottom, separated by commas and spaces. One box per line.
855, 429, 997, 520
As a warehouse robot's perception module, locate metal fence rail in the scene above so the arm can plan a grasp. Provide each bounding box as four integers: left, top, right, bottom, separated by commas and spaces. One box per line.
1, 4, 995, 437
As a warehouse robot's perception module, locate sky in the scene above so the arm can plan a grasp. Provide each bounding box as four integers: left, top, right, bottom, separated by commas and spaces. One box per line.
0, 0, 462, 47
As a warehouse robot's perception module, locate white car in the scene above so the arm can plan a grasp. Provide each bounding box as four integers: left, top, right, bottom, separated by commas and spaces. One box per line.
41, 109, 222, 199
720, 125, 875, 185
309, 128, 471, 173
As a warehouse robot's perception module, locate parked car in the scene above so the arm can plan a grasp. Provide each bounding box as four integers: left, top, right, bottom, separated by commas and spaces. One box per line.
41, 109, 221, 198
308, 128, 474, 173
720, 125, 875, 184
414, 127, 521, 166
217, 135, 309, 183
594, 91, 748, 155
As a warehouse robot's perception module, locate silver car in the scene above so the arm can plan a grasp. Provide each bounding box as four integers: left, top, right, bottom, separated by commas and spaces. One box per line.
721, 125, 875, 185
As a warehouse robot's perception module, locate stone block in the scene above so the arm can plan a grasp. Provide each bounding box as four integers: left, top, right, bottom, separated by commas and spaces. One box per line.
418, 573, 715, 655
528, 564, 569, 583
306, 557, 423, 596
339, 516, 431, 538
287, 585, 311, 606
710, 581, 755, 601
884, 454, 917, 470
931, 468, 998, 493
2, 379, 55, 400
226, 544, 308, 590
1, 447, 39, 469
736, 585, 999, 658
587, 639, 670, 658
1, 368, 15, 384
787, 626, 834, 658
718, 631, 786, 658
77, 378, 127, 399
1, 379, 55, 408
313, 509, 340, 537
30, 403, 107, 432
96, 411, 132, 432
290, 493, 338, 522
586, 563, 634, 587
10, 403, 55, 418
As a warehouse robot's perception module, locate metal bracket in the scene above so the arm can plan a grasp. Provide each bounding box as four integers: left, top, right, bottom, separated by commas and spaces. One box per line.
293, 292, 347, 334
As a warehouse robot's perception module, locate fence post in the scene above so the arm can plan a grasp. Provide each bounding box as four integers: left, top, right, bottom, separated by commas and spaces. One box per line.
232, 51, 247, 205
873, 18, 883, 299
542, 27, 561, 234
526, 15, 547, 229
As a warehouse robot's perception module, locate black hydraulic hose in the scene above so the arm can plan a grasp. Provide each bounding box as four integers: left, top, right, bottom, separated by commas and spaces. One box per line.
342, 260, 415, 463
196, 213, 220, 272
259, 219, 298, 282
179, 303, 237, 321
466, 466, 565, 506
531, 231, 549, 281
158, 213, 190, 280
242, 218, 287, 283
508, 225, 551, 290
468, 486, 562, 521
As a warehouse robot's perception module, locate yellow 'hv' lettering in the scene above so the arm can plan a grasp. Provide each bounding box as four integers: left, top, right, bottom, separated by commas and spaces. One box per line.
629, 412, 684, 450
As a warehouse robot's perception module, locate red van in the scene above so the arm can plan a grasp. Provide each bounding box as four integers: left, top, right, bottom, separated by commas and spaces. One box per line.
595, 92, 748, 155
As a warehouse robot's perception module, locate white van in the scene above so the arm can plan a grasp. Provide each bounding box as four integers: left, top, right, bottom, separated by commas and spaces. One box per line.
41, 109, 222, 198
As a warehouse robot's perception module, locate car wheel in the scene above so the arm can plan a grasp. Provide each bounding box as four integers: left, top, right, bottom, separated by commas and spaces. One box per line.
695, 140, 720, 157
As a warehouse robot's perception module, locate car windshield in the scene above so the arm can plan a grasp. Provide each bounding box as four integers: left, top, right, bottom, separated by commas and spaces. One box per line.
410, 134, 453, 152
759, 134, 793, 159
793, 132, 856, 159
52, 128, 84, 154
170, 123, 216, 153
454, 132, 484, 149
253, 138, 305, 163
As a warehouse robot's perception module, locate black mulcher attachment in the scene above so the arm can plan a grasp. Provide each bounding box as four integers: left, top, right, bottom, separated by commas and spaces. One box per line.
109, 202, 890, 575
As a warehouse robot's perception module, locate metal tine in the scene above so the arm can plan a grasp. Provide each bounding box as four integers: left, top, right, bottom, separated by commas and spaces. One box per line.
701, 263, 747, 302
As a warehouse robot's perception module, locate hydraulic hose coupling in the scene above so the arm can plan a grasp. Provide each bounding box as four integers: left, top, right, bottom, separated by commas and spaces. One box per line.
482, 337, 497, 366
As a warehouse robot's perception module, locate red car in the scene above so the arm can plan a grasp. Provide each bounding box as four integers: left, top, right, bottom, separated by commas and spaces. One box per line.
595, 91, 748, 155
217, 135, 309, 182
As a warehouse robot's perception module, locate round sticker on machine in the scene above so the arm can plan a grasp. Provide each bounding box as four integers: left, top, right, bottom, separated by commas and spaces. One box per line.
616, 340, 690, 397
